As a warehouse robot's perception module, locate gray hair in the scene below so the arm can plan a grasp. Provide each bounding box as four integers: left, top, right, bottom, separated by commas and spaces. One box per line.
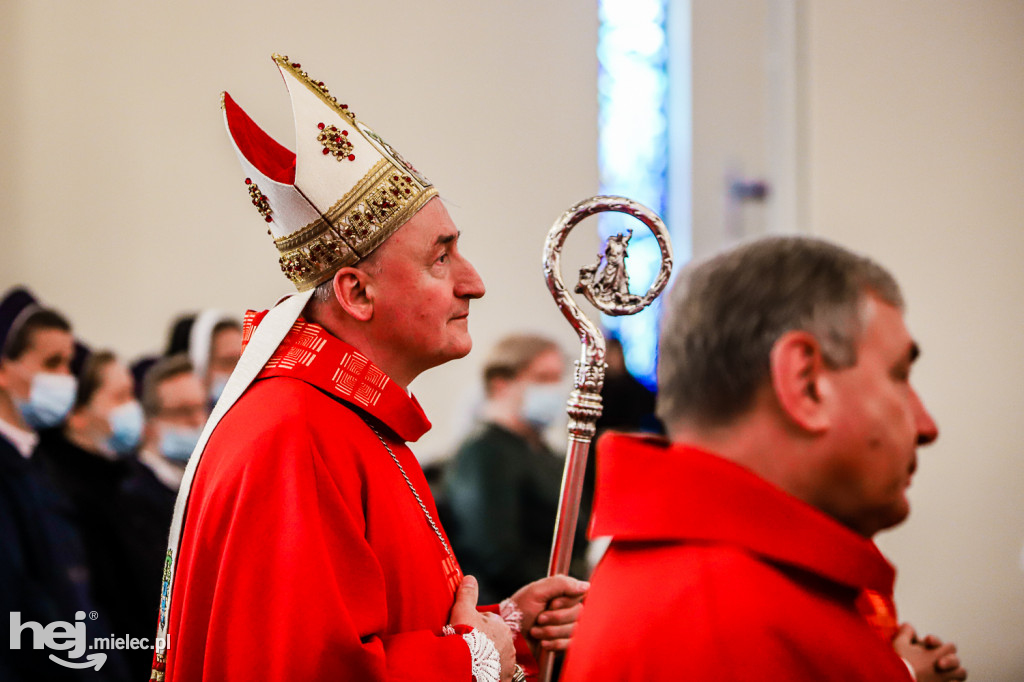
656, 236, 903, 428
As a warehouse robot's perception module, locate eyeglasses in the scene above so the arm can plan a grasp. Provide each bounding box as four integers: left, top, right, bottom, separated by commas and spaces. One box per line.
157, 404, 208, 421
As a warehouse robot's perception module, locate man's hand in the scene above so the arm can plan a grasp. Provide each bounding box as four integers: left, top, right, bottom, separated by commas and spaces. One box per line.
509, 575, 589, 657
450, 575, 516, 681
893, 623, 967, 681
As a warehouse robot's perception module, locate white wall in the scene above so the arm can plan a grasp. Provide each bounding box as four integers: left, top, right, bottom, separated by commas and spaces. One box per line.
0, 0, 600, 461
690, 1, 1024, 679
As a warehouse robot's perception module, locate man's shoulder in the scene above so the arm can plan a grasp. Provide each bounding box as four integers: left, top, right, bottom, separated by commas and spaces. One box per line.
601, 541, 859, 628
203, 376, 376, 477
223, 376, 367, 433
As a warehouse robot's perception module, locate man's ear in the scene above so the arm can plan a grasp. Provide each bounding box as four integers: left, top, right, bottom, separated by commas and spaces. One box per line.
769, 331, 830, 433
332, 267, 374, 322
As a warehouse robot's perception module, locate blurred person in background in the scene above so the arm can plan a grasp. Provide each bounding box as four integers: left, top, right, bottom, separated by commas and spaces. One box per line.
134, 353, 207, 495
444, 334, 585, 604
161, 310, 242, 408
37, 350, 151, 680
0, 287, 130, 680
120, 353, 209, 671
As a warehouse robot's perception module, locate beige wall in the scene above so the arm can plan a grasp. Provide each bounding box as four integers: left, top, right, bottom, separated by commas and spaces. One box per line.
690, 1, 1023, 678
0, 0, 600, 460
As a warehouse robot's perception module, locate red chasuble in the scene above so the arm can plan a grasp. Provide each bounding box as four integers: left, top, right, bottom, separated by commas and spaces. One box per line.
562, 433, 911, 682
164, 315, 526, 681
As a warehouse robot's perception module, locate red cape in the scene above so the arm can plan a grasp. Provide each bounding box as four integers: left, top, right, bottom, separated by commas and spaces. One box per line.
562, 433, 910, 681
165, 317, 534, 680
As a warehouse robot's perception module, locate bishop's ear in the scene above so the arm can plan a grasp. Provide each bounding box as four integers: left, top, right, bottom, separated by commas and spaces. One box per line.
769, 331, 830, 433
331, 267, 374, 322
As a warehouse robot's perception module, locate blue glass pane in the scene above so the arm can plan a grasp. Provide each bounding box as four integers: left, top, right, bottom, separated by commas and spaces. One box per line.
598, 0, 667, 389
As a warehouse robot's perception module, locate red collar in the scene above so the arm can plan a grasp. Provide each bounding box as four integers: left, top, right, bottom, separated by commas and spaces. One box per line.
242, 310, 431, 442
590, 433, 895, 596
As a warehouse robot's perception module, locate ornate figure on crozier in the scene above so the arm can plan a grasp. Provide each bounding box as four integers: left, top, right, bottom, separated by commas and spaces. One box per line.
576, 230, 642, 308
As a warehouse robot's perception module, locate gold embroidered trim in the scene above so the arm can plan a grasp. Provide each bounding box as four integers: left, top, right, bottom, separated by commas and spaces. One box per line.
272, 157, 436, 291
273, 54, 358, 125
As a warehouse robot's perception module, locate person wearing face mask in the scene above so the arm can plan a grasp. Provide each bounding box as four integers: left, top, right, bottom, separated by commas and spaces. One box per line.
119, 354, 208, 677
443, 334, 587, 604
0, 290, 131, 681
170, 310, 242, 409
37, 350, 152, 681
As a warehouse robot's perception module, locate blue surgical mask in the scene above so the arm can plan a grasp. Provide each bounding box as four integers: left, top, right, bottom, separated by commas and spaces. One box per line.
105, 401, 143, 456
521, 383, 567, 429
18, 372, 78, 429
160, 425, 202, 462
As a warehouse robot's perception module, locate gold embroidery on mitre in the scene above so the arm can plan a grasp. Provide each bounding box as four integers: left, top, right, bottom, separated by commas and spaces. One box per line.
273, 55, 358, 124
275, 218, 359, 291
245, 178, 273, 223
317, 123, 355, 161
322, 160, 438, 258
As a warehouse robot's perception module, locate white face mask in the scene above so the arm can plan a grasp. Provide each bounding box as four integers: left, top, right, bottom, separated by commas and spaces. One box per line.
18, 372, 78, 429
520, 383, 567, 429
160, 425, 202, 462
105, 401, 144, 456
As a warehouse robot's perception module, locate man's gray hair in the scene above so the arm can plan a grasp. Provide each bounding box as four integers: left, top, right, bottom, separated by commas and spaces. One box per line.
656, 236, 903, 428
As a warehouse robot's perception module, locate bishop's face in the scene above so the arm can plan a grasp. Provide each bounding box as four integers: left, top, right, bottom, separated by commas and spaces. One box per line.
364, 198, 485, 382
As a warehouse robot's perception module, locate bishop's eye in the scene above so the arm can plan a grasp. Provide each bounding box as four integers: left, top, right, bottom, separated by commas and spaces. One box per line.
437, 252, 449, 264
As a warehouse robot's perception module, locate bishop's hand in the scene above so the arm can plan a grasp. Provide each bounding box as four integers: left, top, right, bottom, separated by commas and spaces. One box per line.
450, 575, 516, 682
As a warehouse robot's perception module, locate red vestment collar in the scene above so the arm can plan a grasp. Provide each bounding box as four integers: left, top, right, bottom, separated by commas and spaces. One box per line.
242, 310, 431, 442
590, 432, 896, 597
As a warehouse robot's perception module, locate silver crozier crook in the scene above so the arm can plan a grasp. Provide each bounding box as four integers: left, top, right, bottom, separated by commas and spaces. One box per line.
538, 196, 672, 681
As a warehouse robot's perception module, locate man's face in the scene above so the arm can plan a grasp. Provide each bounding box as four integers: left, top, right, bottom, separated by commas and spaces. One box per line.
817, 295, 939, 537
0, 327, 75, 401
208, 327, 242, 382
145, 371, 207, 453
154, 373, 208, 428
364, 198, 485, 381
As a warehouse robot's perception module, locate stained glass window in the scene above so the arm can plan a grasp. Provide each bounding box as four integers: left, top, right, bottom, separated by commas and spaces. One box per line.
598, 0, 669, 388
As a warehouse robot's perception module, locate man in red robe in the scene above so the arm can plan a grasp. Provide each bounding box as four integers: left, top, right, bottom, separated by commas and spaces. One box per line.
561, 237, 966, 682
154, 55, 586, 682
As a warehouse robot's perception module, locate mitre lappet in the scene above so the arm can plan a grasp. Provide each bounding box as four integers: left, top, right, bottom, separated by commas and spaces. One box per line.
223, 53, 438, 291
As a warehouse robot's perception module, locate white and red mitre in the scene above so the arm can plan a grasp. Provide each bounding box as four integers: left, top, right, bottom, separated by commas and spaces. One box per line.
223, 54, 438, 291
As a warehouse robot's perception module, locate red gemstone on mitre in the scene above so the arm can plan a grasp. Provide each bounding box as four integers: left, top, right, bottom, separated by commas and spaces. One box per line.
318, 122, 325, 130
245, 178, 252, 185
318, 81, 324, 87
342, 130, 348, 136
292, 63, 301, 68
341, 104, 348, 109
323, 148, 330, 155
334, 136, 342, 143
348, 154, 355, 161
265, 216, 273, 223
